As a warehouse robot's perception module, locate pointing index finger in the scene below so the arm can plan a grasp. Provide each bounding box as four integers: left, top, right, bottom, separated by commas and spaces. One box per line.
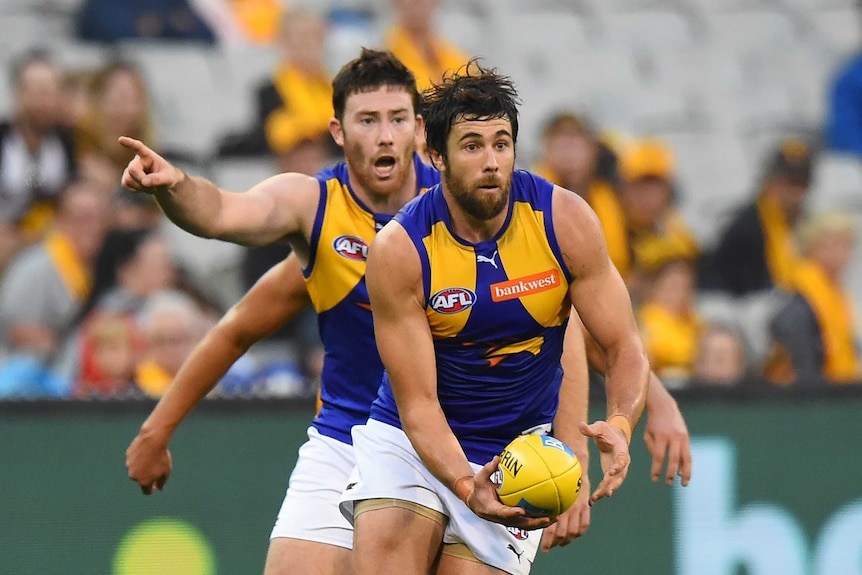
118, 136, 151, 158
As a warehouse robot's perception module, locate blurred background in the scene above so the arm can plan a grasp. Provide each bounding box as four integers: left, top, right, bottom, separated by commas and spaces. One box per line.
1, 0, 862, 574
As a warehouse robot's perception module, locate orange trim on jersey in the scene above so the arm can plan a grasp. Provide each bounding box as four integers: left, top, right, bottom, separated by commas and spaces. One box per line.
490, 269, 561, 302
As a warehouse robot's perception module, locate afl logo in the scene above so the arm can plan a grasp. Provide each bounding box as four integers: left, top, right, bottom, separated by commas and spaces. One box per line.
429, 287, 476, 314
491, 468, 504, 489
333, 235, 369, 261
506, 527, 529, 540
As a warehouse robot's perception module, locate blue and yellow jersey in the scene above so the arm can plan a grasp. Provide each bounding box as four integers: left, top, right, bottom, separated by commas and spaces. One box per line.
305, 155, 439, 444
369, 170, 573, 463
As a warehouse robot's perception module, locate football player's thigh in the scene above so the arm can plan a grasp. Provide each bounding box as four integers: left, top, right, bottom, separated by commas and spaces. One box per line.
264, 538, 351, 575
353, 504, 444, 575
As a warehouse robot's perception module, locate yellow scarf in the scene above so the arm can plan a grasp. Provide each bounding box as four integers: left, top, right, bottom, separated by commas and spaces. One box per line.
531, 162, 630, 276
792, 260, 861, 383
265, 64, 333, 153
385, 25, 468, 91
44, 231, 91, 302
757, 195, 799, 291
638, 302, 703, 377
135, 359, 173, 397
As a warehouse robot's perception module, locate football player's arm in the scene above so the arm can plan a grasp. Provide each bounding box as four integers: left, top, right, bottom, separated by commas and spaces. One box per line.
552, 186, 649, 503
366, 223, 549, 530
126, 254, 312, 494
119, 136, 319, 246
576, 312, 692, 487
542, 310, 592, 551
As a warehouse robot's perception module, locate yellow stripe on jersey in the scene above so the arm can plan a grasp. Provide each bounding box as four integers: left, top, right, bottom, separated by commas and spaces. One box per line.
305, 177, 376, 313
496, 201, 569, 328
424, 220, 477, 338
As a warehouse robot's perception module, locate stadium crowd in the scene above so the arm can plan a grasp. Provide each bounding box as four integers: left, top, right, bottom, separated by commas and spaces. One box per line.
0, 0, 860, 399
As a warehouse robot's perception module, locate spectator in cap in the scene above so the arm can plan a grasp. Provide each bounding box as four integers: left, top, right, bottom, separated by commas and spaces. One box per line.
532, 111, 630, 276
765, 212, 860, 385
702, 138, 814, 297
617, 137, 699, 301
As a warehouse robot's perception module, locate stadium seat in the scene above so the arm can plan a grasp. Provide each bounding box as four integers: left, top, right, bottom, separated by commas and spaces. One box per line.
707, 10, 802, 55
810, 9, 861, 59
808, 153, 862, 213
119, 40, 228, 160
436, 9, 493, 60
660, 132, 754, 245
212, 43, 280, 131
600, 10, 699, 53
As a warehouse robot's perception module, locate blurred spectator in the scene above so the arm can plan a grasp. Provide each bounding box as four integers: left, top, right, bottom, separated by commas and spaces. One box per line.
691, 324, 748, 387
58, 69, 96, 132
0, 181, 111, 361
0, 49, 77, 256
637, 259, 704, 387
134, 290, 209, 397
765, 212, 861, 385
77, 0, 216, 44
385, 0, 468, 91
702, 138, 813, 297
531, 112, 629, 276
75, 311, 141, 397
80, 228, 178, 322
76, 61, 155, 183
218, 8, 336, 160
617, 138, 699, 300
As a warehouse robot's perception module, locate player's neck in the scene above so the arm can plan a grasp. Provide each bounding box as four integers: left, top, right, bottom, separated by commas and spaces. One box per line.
350, 165, 418, 215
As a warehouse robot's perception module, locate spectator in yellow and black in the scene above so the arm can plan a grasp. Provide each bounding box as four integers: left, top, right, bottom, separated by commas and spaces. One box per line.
531, 112, 630, 276
765, 212, 860, 386
617, 138, 699, 301
0, 49, 78, 265
217, 8, 337, 160
701, 138, 813, 297
385, 0, 468, 91
637, 258, 705, 389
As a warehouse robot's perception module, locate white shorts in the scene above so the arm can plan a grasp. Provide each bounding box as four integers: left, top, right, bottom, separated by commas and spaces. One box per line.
340, 420, 541, 575
270, 426, 355, 549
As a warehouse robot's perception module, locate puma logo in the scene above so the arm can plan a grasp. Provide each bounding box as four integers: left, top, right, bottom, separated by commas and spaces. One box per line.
476, 250, 499, 269
507, 543, 524, 563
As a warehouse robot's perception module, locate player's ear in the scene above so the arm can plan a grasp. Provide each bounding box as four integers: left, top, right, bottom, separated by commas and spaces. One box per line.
329, 117, 344, 147
414, 114, 425, 136
429, 148, 444, 172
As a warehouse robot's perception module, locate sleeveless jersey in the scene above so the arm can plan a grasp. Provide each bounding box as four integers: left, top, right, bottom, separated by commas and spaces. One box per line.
369, 170, 573, 463
305, 154, 439, 444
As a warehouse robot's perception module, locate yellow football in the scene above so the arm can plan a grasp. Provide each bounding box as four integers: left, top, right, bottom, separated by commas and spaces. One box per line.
492, 434, 582, 518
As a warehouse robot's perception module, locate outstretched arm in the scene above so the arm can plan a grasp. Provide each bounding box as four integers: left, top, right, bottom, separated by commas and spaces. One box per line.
576, 311, 691, 486
119, 136, 319, 246
366, 223, 549, 531
552, 186, 649, 503
542, 310, 592, 551
126, 254, 312, 494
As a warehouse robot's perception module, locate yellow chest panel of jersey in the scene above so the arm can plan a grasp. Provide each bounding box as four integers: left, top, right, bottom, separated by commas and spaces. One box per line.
305, 179, 377, 313
423, 201, 570, 340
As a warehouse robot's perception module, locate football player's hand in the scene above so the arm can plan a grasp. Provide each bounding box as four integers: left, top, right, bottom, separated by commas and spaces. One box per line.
126, 428, 172, 495
579, 420, 630, 504
464, 456, 552, 531
540, 472, 590, 551
644, 397, 692, 486
119, 136, 183, 194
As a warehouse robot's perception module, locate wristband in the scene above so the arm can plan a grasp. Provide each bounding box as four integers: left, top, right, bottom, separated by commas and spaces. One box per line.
607, 414, 632, 445
453, 475, 473, 503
